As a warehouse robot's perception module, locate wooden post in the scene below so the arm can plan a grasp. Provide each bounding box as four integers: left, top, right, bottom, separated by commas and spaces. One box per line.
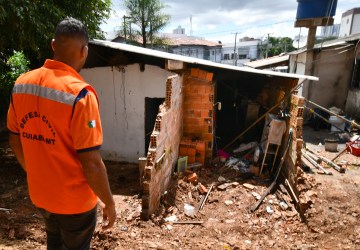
302, 26, 317, 100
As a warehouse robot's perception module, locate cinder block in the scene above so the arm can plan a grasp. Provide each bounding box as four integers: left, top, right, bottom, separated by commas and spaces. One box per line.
291, 95, 305, 107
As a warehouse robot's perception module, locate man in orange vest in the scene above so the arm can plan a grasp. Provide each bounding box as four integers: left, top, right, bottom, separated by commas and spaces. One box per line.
7, 17, 116, 249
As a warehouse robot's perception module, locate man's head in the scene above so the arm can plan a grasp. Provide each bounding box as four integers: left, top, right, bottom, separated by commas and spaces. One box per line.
51, 17, 89, 72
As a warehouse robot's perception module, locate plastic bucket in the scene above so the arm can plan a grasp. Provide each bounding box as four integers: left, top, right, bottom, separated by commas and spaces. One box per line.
325, 138, 338, 152
296, 0, 338, 19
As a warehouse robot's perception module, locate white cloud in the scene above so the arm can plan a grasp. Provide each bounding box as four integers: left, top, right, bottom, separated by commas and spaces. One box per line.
103, 0, 360, 42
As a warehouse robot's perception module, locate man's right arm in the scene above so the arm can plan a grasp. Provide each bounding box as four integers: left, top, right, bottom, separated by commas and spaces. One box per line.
78, 149, 116, 230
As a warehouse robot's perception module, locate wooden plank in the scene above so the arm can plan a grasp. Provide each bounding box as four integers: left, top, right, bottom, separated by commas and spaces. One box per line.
294, 17, 334, 28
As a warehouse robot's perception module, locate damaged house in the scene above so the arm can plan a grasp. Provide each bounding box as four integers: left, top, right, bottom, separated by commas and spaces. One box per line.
82, 40, 317, 219
289, 33, 360, 120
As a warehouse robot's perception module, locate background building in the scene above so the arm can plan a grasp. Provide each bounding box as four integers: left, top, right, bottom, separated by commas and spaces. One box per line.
221, 37, 261, 66
339, 7, 360, 37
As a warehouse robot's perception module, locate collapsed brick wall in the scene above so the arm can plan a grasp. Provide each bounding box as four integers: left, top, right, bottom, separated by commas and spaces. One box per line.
182, 69, 214, 162
288, 94, 317, 214
141, 75, 183, 219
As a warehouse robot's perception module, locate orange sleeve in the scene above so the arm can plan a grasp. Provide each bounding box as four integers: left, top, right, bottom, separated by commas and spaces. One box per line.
70, 89, 103, 152
7, 97, 20, 134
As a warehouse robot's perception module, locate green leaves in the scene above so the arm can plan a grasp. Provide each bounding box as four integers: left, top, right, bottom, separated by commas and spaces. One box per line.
123, 0, 170, 47
0, 51, 30, 121
0, 0, 111, 67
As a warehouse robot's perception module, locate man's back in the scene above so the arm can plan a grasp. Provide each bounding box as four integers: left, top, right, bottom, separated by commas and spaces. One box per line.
8, 59, 101, 214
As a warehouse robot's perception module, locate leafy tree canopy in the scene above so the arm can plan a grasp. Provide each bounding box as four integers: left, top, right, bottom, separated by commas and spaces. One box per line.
260, 37, 296, 58
123, 0, 170, 47
0, 0, 112, 68
0, 51, 30, 121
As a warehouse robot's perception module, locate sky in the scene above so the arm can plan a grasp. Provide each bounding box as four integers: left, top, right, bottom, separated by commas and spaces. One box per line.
101, 0, 360, 43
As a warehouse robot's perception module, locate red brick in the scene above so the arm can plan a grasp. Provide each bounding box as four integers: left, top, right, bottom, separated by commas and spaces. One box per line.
187, 172, 198, 183
179, 146, 187, 156
190, 68, 200, 78
188, 156, 195, 164
198, 183, 208, 194
196, 141, 205, 150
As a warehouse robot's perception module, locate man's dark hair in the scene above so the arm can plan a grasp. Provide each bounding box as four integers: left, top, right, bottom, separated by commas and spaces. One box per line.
55, 17, 89, 43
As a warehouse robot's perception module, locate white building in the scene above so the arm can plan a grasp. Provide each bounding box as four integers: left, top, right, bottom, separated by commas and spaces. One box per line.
339, 7, 360, 37
320, 24, 340, 38
221, 37, 261, 66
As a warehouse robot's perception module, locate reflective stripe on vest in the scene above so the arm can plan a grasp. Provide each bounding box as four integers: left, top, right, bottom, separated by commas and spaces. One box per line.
12, 83, 76, 106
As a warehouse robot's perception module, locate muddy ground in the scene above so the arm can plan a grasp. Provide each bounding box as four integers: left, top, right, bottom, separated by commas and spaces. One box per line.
1, 126, 360, 250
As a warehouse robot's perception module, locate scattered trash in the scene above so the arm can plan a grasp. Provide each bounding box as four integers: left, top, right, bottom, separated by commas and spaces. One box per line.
166, 225, 173, 230
266, 206, 274, 214
120, 226, 128, 232
245, 240, 252, 245
225, 157, 240, 167
225, 219, 235, 224
279, 201, 289, 210
233, 141, 258, 153
217, 149, 231, 159
224, 200, 233, 206
184, 204, 195, 217
164, 215, 178, 222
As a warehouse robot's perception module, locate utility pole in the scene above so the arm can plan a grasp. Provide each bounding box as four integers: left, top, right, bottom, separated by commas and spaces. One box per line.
233, 32, 238, 66
265, 33, 270, 58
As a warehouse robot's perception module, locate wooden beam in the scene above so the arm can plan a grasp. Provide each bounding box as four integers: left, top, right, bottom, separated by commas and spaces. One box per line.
294, 17, 334, 28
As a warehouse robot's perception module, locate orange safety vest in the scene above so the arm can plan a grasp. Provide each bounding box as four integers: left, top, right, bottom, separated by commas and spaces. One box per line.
7, 60, 102, 214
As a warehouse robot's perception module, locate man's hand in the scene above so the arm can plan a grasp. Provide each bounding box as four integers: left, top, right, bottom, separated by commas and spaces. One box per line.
99, 200, 117, 230
78, 150, 117, 230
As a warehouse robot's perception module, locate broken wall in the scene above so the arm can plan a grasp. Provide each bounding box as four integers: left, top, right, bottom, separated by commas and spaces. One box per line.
141, 75, 183, 219
182, 69, 215, 161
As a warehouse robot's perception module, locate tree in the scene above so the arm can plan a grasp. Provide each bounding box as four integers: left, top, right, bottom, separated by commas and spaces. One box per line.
0, 0, 112, 68
123, 0, 170, 48
260, 36, 296, 58
0, 51, 30, 123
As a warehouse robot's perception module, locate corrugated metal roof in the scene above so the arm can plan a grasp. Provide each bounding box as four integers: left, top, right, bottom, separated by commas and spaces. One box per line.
90, 39, 318, 81
166, 36, 220, 46
243, 55, 289, 69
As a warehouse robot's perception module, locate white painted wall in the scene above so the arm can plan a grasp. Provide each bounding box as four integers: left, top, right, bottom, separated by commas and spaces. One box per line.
339, 14, 353, 37
81, 64, 174, 162
351, 14, 360, 35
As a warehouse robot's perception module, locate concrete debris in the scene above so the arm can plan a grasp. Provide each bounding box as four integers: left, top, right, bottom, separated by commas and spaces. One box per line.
252, 192, 261, 200
198, 183, 208, 194
218, 176, 226, 182
224, 200, 233, 206
187, 172, 198, 183
266, 206, 274, 214
164, 215, 177, 222
243, 183, 255, 190
279, 201, 289, 210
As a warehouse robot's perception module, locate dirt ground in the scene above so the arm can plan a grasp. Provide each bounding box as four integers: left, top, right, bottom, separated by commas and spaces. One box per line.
1, 126, 360, 250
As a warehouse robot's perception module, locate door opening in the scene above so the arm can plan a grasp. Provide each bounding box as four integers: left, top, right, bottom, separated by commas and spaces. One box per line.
145, 97, 165, 154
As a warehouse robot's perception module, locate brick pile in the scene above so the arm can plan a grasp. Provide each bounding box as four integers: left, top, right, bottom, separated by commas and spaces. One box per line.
179, 139, 205, 166
289, 94, 305, 168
